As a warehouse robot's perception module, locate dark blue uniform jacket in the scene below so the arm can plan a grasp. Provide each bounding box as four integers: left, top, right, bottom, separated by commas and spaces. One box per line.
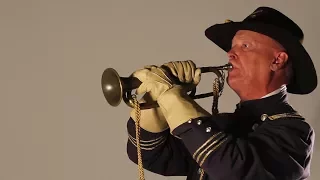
126, 91, 314, 180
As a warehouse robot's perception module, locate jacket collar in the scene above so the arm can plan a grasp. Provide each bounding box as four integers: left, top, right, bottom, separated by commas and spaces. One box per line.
234, 86, 295, 121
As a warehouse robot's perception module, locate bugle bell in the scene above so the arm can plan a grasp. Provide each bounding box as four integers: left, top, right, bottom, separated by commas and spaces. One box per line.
101, 63, 232, 109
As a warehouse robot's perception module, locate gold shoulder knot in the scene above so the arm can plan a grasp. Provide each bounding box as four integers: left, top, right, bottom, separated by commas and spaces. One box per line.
265, 112, 304, 121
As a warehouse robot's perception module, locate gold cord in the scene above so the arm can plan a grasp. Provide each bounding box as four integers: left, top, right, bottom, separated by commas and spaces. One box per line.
199, 168, 205, 180
199, 78, 220, 180
212, 78, 220, 115
132, 94, 145, 180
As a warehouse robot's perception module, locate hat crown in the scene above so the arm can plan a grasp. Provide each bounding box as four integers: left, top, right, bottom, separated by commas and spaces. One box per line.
244, 7, 304, 42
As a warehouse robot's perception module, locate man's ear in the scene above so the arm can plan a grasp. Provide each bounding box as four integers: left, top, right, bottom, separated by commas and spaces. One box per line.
270, 52, 288, 71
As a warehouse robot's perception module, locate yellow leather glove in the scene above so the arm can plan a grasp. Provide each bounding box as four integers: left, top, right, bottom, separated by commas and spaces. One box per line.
133, 64, 210, 133
159, 60, 210, 132
133, 66, 174, 101
130, 61, 200, 133
157, 86, 211, 132
129, 67, 171, 133
129, 92, 168, 133
162, 60, 198, 86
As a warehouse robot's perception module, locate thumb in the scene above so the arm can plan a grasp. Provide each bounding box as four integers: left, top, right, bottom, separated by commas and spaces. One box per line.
144, 65, 158, 70
132, 69, 149, 82
136, 82, 148, 95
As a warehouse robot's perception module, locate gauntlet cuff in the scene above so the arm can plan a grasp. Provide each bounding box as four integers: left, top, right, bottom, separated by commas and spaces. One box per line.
157, 86, 211, 132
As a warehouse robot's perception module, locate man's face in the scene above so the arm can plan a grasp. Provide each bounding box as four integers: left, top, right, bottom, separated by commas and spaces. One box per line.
226, 30, 285, 97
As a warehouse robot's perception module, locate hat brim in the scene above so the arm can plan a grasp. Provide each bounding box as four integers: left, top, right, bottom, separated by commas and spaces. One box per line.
205, 21, 317, 94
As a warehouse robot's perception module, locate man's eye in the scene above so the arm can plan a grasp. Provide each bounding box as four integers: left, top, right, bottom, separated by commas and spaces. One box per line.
242, 43, 249, 48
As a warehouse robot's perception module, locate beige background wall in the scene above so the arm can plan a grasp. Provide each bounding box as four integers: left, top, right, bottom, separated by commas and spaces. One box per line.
1, 0, 319, 179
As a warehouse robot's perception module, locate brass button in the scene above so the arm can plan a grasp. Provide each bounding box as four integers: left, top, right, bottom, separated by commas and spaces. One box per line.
252, 123, 259, 130
198, 168, 201, 174
225, 19, 232, 23
206, 127, 211, 132
197, 120, 202, 125
260, 114, 268, 121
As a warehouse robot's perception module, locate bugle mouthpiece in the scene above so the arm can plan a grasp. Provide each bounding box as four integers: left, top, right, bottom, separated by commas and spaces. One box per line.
219, 63, 232, 69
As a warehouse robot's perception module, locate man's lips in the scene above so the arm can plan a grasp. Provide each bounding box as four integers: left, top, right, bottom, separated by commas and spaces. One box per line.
228, 62, 238, 70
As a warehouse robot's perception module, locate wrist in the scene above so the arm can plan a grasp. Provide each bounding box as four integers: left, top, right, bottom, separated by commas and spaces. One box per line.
157, 86, 210, 131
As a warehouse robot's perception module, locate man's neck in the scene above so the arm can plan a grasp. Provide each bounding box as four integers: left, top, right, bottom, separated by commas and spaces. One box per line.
238, 85, 287, 102
261, 85, 287, 99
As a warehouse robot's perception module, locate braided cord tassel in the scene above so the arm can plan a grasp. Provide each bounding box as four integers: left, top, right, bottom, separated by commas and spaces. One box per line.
212, 78, 220, 115
199, 78, 220, 180
132, 94, 145, 180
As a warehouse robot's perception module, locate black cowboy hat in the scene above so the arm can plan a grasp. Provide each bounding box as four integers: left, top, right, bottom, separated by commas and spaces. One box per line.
205, 6, 317, 94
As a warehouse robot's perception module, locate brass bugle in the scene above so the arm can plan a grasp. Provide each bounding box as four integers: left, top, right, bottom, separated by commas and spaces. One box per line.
101, 63, 232, 109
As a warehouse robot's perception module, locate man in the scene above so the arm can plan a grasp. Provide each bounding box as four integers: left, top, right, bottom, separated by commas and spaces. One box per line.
125, 7, 317, 180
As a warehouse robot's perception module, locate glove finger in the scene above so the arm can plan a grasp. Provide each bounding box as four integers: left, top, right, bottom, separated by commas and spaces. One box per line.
164, 61, 182, 82
175, 61, 186, 82
136, 82, 148, 95
193, 68, 201, 85
162, 62, 179, 78
132, 69, 149, 82
150, 66, 173, 85
182, 60, 193, 83
144, 65, 157, 70
187, 60, 196, 82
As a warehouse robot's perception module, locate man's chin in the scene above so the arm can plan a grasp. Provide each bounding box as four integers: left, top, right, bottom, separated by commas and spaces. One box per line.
226, 75, 239, 90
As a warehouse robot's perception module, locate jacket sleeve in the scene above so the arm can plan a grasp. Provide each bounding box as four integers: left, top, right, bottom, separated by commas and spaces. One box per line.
126, 117, 192, 176
171, 114, 314, 180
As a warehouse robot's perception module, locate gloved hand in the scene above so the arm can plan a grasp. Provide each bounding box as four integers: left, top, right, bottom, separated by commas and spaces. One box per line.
129, 67, 171, 133
130, 60, 201, 133
133, 64, 210, 133
140, 60, 201, 96
129, 92, 168, 133
133, 66, 175, 99
162, 60, 198, 87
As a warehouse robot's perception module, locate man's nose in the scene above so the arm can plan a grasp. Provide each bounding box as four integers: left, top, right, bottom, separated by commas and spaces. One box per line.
227, 50, 237, 60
